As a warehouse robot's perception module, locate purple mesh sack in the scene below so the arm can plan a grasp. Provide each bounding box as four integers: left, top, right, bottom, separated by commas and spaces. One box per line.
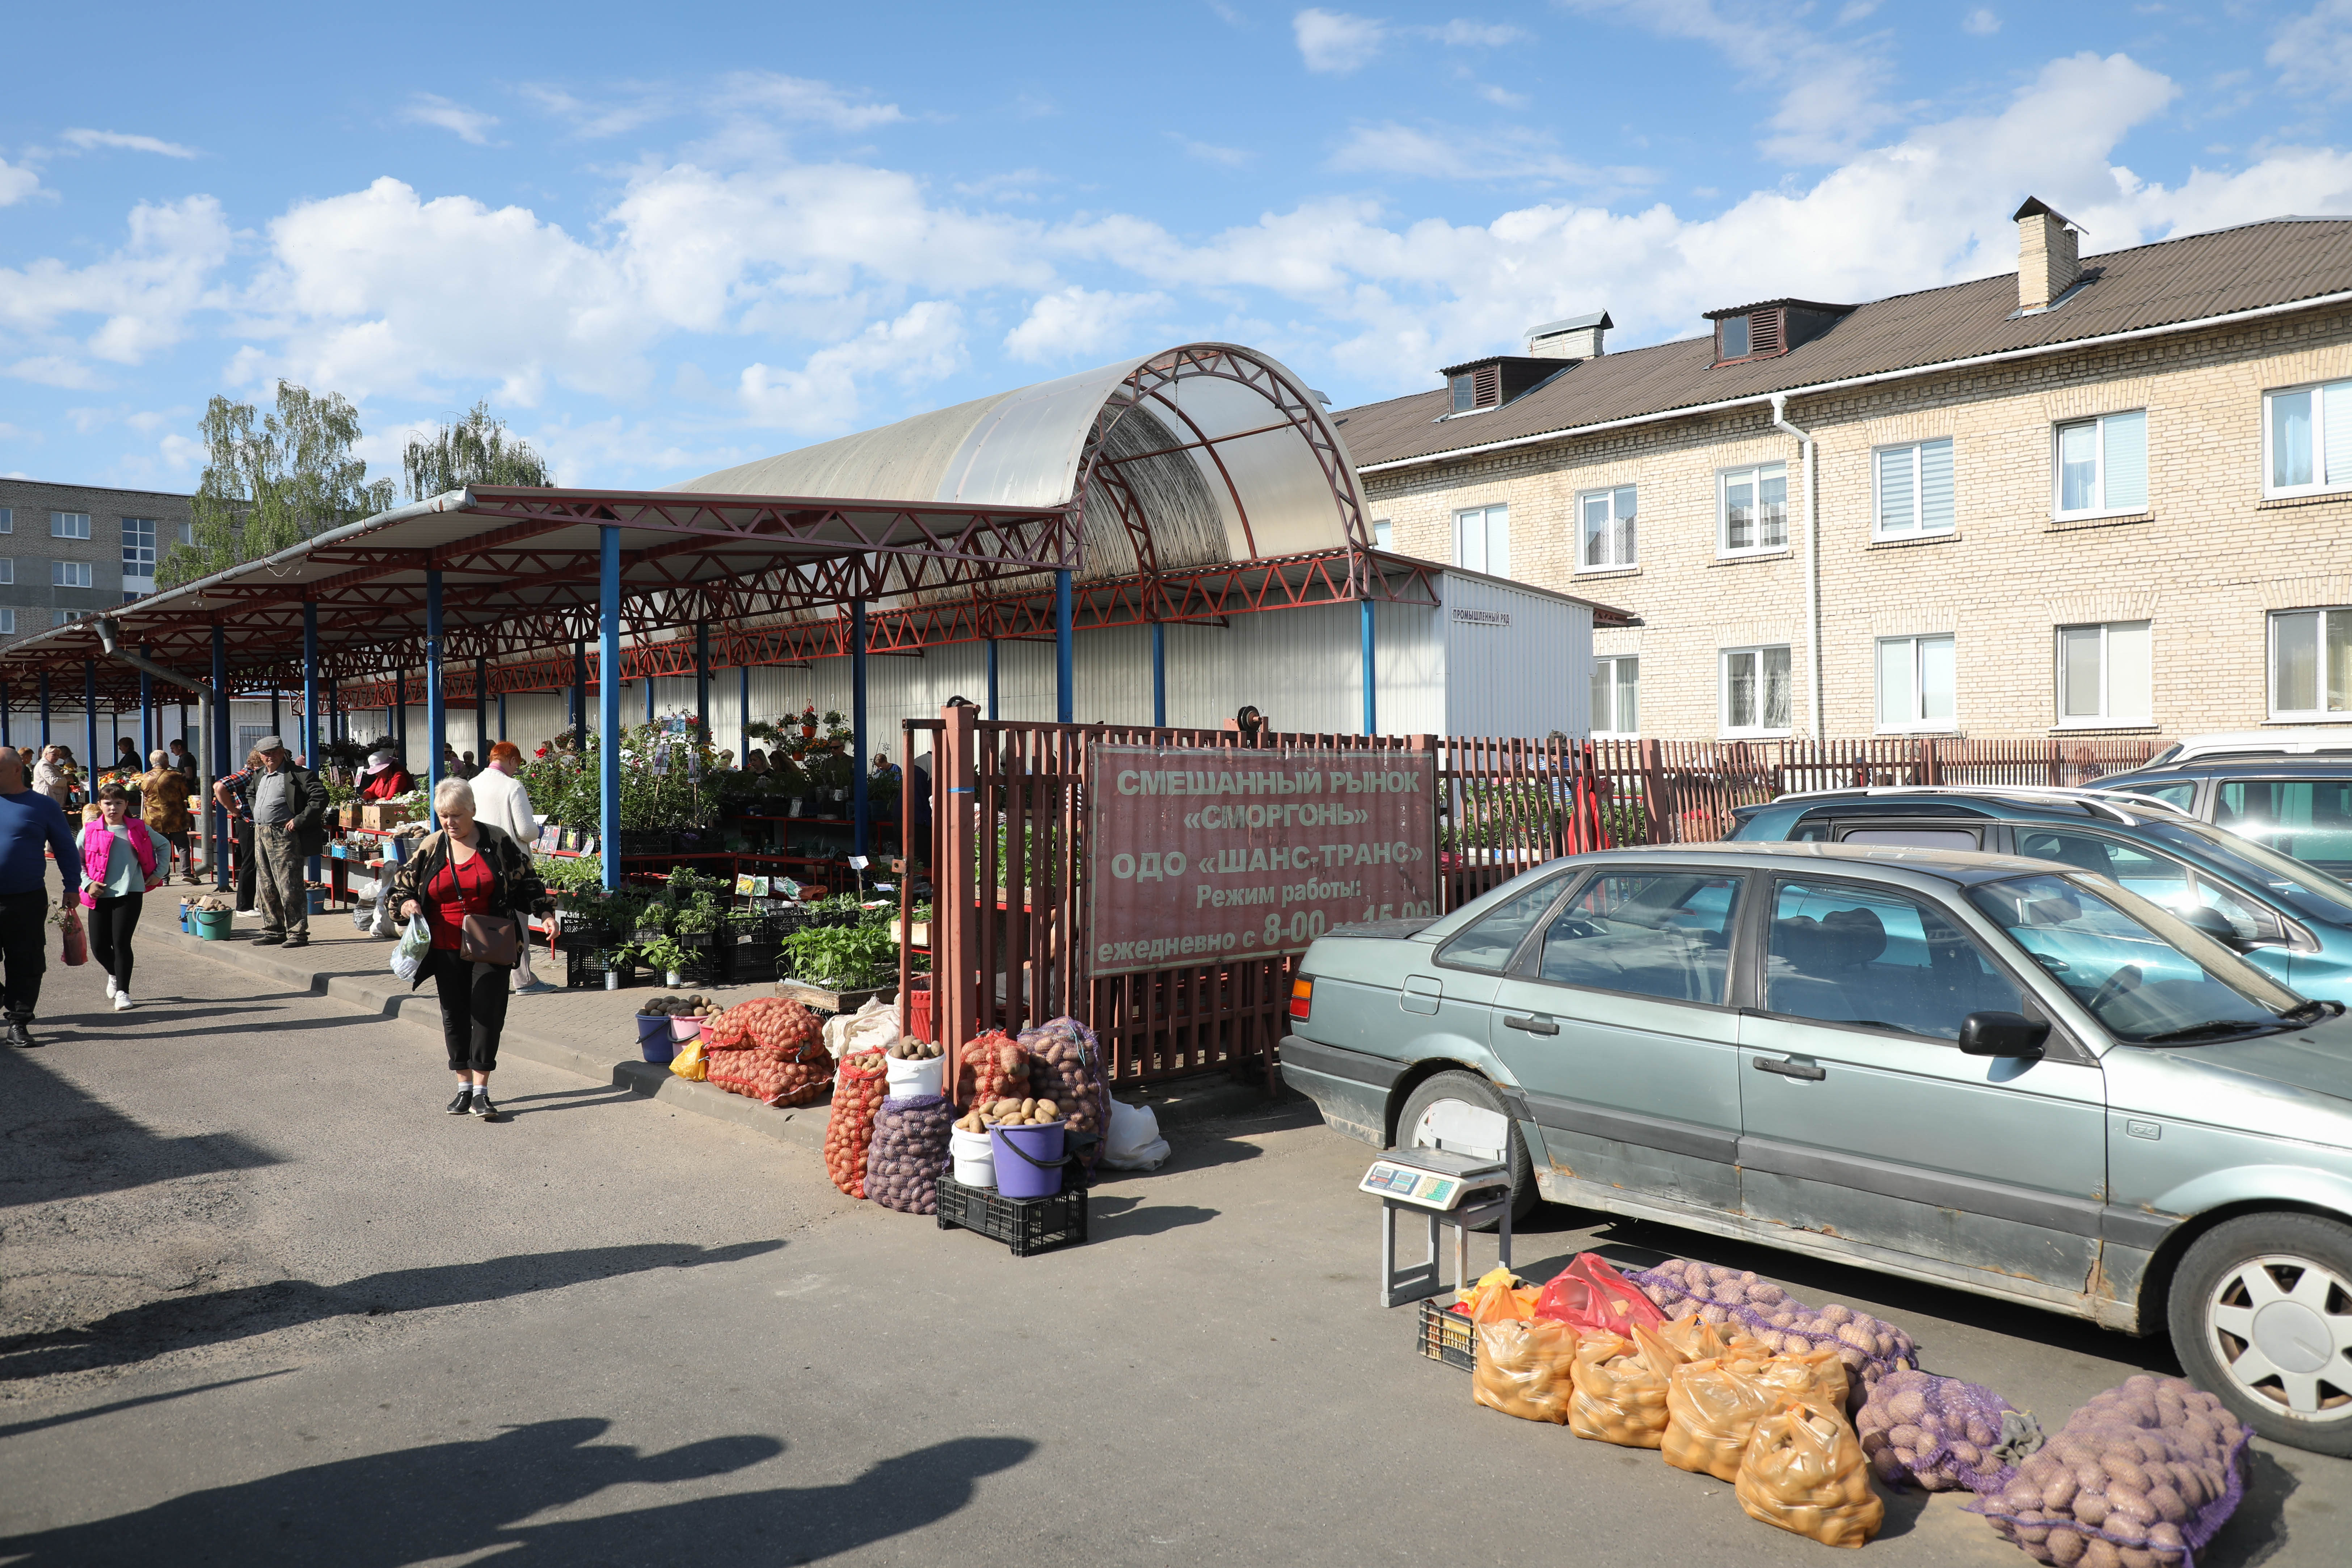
1858, 1368, 2044, 1495
864, 1094, 954, 1215
1969, 1374, 2250, 1568
1626, 1257, 1921, 1402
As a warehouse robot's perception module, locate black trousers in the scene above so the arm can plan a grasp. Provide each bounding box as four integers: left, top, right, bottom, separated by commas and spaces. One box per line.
430, 951, 511, 1073
0, 890, 47, 1021
233, 820, 256, 910
90, 893, 142, 990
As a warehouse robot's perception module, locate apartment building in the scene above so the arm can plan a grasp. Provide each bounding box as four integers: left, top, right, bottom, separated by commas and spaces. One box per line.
1335, 202, 2352, 741
0, 477, 193, 645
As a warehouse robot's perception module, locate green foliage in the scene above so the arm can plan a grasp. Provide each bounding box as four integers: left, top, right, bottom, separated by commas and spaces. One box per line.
535, 852, 604, 895
631, 933, 691, 975
779, 920, 896, 990
402, 401, 553, 501
164, 382, 396, 589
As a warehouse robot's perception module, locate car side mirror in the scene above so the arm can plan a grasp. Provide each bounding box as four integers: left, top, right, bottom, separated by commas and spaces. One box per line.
1959, 1010, 2050, 1059
2176, 903, 2253, 951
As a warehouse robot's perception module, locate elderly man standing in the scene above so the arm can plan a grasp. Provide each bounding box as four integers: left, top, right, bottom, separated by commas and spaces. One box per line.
470, 742, 553, 994
214, 736, 328, 949
0, 746, 82, 1049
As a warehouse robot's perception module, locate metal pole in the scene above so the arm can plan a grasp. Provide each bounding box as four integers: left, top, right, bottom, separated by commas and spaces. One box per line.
573, 640, 587, 742
0, 678, 9, 747
140, 650, 154, 759
394, 669, 405, 756
598, 528, 622, 893
83, 658, 98, 788
39, 670, 51, 747
426, 569, 447, 821
851, 598, 869, 859
211, 626, 229, 891
1055, 569, 1074, 724
497, 692, 507, 742
695, 620, 711, 739
1361, 598, 1378, 737
474, 654, 488, 765
270, 687, 281, 742
1152, 621, 1166, 729
302, 604, 320, 767
985, 638, 998, 720
644, 671, 654, 725
738, 665, 750, 760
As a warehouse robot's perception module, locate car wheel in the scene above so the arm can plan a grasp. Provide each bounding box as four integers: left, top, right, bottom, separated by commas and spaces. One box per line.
1394, 1070, 1537, 1225
2167, 1211, 2352, 1457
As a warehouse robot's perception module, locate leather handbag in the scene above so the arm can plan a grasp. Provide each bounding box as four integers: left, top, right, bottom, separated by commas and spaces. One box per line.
460, 912, 520, 967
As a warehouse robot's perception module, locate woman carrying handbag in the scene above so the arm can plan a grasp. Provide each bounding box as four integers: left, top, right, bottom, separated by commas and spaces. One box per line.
387, 778, 545, 1121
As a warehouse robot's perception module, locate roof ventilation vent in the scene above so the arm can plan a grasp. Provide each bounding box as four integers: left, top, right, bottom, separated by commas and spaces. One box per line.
2013, 196, 2085, 316
1704, 299, 1854, 367
1525, 310, 1612, 360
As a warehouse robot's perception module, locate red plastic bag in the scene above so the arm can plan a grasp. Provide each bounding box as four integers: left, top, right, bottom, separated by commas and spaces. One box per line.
1534, 1252, 1668, 1336
59, 909, 88, 967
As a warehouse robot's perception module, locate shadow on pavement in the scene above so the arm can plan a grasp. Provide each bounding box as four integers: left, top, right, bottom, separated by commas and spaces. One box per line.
0, 1048, 281, 1210
0, 1369, 298, 1441
1087, 1196, 1218, 1243
0, 1240, 785, 1380
0, 1420, 1037, 1566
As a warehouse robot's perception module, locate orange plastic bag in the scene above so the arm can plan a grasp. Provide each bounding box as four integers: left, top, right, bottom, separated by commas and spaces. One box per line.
1457, 1266, 1541, 1323
1736, 1399, 1884, 1549
1567, 1323, 1686, 1448
1665, 1356, 1780, 1481
1754, 1345, 1852, 1418
668, 1037, 706, 1082
1535, 1252, 1668, 1336
1656, 1312, 1770, 1366
1472, 1317, 1582, 1424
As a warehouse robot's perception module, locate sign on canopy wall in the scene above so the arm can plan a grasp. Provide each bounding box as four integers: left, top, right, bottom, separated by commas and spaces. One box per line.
1087, 744, 1438, 978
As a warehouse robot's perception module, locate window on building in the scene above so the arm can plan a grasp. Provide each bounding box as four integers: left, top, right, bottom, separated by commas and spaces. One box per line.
123, 516, 157, 574
50, 511, 91, 539
174, 519, 193, 546
52, 560, 92, 589
1876, 634, 1956, 730
1579, 485, 1637, 569
1371, 519, 1393, 549
0, 508, 12, 534
2057, 620, 2152, 725
1453, 504, 1508, 575
1873, 438, 1955, 537
1718, 314, 1752, 359
1721, 645, 1792, 734
1591, 656, 1639, 735
0, 559, 13, 585
1449, 374, 1477, 413
1720, 463, 1788, 555
51, 609, 74, 628
2265, 379, 2352, 496
2270, 607, 2352, 718
0, 609, 13, 634
2053, 411, 2148, 518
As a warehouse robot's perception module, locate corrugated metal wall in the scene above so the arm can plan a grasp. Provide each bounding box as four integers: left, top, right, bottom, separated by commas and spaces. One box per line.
1440, 571, 1593, 739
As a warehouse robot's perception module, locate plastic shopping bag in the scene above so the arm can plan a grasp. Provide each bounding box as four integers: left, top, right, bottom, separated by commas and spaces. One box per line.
1472, 1316, 1582, 1424
390, 915, 430, 982
1567, 1324, 1686, 1448
669, 1037, 707, 1082
1102, 1099, 1171, 1171
1534, 1252, 1669, 1336
1737, 1399, 1885, 1550
59, 908, 88, 967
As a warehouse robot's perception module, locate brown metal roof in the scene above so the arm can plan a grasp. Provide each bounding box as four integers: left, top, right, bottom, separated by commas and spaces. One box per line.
1334, 216, 2352, 471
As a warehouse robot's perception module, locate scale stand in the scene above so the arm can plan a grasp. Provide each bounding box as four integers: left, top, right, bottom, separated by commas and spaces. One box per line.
1361, 1147, 1513, 1309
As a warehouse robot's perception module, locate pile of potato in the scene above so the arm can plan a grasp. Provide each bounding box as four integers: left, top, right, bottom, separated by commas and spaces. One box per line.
864, 1094, 954, 1214
886, 1040, 943, 1061
635, 993, 713, 1018
954, 1030, 1028, 1105
1859, 1369, 2039, 1493
1566, 1325, 1679, 1448
1737, 1400, 1885, 1549
701, 996, 832, 1108
705, 1046, 833, 1108
823, 1050, 890, 1197
954, 1097, 1062, 1134
1017, 1017, 1108, 1156
1631, 1257, 1919, 1395
1976, 1375, 2247, 1567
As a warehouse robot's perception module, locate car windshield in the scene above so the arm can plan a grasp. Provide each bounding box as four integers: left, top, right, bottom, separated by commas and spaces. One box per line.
2140, 819, 2352, 925
1967, 872, 2307, 1044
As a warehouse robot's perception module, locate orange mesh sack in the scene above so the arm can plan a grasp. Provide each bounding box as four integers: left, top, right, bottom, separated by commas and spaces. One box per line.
1736, 1399, 1885, 1550
1472, 1317, 1582, 1424
1567, 1324, 1686, 1448
823, 1049, 890, 1197
954, 1029, 1028, 1105
703, 997, 833, 1108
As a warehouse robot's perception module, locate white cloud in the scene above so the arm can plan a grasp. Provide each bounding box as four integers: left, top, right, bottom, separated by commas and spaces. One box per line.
2271, 1, 2352, 98
1963, 8, 2002, 34
398, 94, 500, 145
521, 82, 676, 139
718, 72, 906, 131
7, 356, 109, 389
0, 156, 40, 206
1003, 286, 1170, 363
1476, 83, 1532, 108
0, 195, 231, 368
60, 128, 198, 159
157, 432, 202, 472
1328, 122, 1622, 185
738, 301, 964, 432
1431, 20, 1530, 46
1295, 9, 1387, 72
1172, 134, 1254, 167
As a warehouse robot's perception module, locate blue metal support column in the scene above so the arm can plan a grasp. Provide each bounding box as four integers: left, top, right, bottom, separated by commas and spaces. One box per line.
425, 570, 447, 821
984, 639, 998, 719
738, 666, 750, 758
851, 599, 869, 859
572, 641, 587, 743
1361, 599, 1378, 736
83, 660, 98, 787
39, 671, 51, 747
1151, 622, 1166, 729
393, 670, 405, 756
497, 693, 507, 742
1, 679, 10, 747
139, 645, 155, 759
644, 673, 654, 725
270, 689, 281, 743
695, 620, 711, 738
328, 682, 341, 747
1055, 570, 1074, 724
597, 528, 622, 892
211, 626, 230, 891
303, 602, 322, 881
474, 655, 488, 764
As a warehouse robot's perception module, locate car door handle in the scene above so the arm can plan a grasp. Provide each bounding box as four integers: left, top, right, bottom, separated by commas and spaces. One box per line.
1503, 1014, 1559, 1035
1753, 1055, 1826, 1081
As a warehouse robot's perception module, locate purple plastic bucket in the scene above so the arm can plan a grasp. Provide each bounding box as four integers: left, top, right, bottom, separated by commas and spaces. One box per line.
635, 1013, 676, 1065
989, 1121, 1069, 1199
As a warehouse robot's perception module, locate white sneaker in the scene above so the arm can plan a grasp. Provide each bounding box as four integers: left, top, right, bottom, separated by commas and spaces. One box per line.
113, 992, 134, 1012
104, 977, 117, 999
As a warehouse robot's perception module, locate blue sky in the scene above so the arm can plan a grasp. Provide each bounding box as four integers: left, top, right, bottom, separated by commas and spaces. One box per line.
8, 1, 2352, 496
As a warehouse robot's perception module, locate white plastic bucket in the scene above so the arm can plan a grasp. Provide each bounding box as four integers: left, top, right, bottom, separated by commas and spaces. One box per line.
949, 1125, 995, 1188
885, 1054, 942, 1100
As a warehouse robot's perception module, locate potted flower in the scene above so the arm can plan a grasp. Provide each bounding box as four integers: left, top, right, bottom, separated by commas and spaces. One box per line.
635, 933, 691, 988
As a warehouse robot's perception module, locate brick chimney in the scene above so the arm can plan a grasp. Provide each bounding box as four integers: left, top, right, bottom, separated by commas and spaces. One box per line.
2013, 197, 2082, 314
1525, 310, 1612, 360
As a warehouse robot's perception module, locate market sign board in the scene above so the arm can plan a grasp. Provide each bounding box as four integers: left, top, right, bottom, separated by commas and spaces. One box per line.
1087, 744, 1438, 978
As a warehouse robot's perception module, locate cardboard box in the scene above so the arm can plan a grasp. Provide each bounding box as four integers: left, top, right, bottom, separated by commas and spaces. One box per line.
359, 802, 413, 831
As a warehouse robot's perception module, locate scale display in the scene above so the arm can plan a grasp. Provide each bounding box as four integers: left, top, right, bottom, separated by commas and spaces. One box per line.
1358, 1149, 1506, 1212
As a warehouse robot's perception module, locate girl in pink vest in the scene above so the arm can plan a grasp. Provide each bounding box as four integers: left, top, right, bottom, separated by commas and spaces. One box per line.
79, 782, 165, 1011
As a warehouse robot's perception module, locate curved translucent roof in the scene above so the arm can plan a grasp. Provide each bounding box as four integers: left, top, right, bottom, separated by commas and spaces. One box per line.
680, 342, 1370, 582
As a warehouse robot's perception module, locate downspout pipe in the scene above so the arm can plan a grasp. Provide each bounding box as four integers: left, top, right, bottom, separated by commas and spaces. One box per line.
1770, 393, 1821, 742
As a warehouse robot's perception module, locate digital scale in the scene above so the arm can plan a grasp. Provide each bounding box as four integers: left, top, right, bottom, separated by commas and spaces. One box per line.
1365, 1146, 1514, 1308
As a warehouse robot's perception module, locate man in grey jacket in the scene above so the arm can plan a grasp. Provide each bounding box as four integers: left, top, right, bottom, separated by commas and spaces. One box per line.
215, 736, 328, 948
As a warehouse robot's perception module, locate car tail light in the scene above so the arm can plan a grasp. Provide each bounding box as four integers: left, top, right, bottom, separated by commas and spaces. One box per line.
1289, 975, 1314, 1021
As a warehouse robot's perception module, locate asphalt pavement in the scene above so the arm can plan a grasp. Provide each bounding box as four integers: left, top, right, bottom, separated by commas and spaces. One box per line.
1, 930, 2343, 1565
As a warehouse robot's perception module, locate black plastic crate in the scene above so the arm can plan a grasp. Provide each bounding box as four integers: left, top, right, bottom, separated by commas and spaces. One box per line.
566, 948, 636, 990
1418, 1297, 1475, 1371
935, 1174, 1087, 1257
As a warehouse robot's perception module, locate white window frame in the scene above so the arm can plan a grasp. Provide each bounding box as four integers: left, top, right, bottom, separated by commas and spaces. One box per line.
0, 508, 12, 534
1719, 644, 1793, 737
1452, 503, 1508, 576
1871, 437, 1955, 539
51, 560, 92, 589
173, 519, 193, 547
0, 559, 13, 585
1591, 655, 1639, 737
2263, 378, 2352, 498
2268, 606, 2352, 721
0, 609, 13, 634
2051, 410, 2149, 520
1577, 485, 1637, 570
49, 511, 91, 540
2054, 620, 2153, 728
1370, 519, 1393, 550
1717, 463, 1789, 557
1875, 634, 1957, 733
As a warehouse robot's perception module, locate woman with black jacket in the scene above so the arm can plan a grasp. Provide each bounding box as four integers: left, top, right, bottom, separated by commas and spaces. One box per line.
388, 778, 545, 1121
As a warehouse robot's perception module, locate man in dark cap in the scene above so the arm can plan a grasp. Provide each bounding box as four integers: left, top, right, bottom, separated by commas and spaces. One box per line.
215, 736, 328, 948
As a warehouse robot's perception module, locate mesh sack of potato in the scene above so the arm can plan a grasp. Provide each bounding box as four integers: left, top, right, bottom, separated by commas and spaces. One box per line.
1736, 1398, 1885, 1549
822, 1049, 890, 1198
704, 1045, 835, 1108
1472, 1316, 1582, 1424
952, 1095, 1070, 1135
1859, 1369, 2043, 1495
1017, 1016, 1110, 1166
1628, 1257, 1919, 1399
864, 1093, 956, 1215
701, 996, 834, 1107
954, 1029, 1028, 1107
1567, 1323, 1685, 1448
1968, 1375, 2250, 1568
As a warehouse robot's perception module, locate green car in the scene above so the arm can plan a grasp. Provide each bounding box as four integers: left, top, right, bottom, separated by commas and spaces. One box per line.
1281, 840, 2352, 1455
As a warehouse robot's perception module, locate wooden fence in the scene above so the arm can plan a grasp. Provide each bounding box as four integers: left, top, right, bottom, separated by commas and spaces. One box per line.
908, 719, 2161, 1093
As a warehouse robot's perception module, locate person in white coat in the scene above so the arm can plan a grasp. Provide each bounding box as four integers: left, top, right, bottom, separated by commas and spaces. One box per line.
470, 742, 553, 993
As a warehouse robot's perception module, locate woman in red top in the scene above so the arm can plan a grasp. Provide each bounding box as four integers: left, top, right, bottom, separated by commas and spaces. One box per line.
390, 778, 544, 1121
